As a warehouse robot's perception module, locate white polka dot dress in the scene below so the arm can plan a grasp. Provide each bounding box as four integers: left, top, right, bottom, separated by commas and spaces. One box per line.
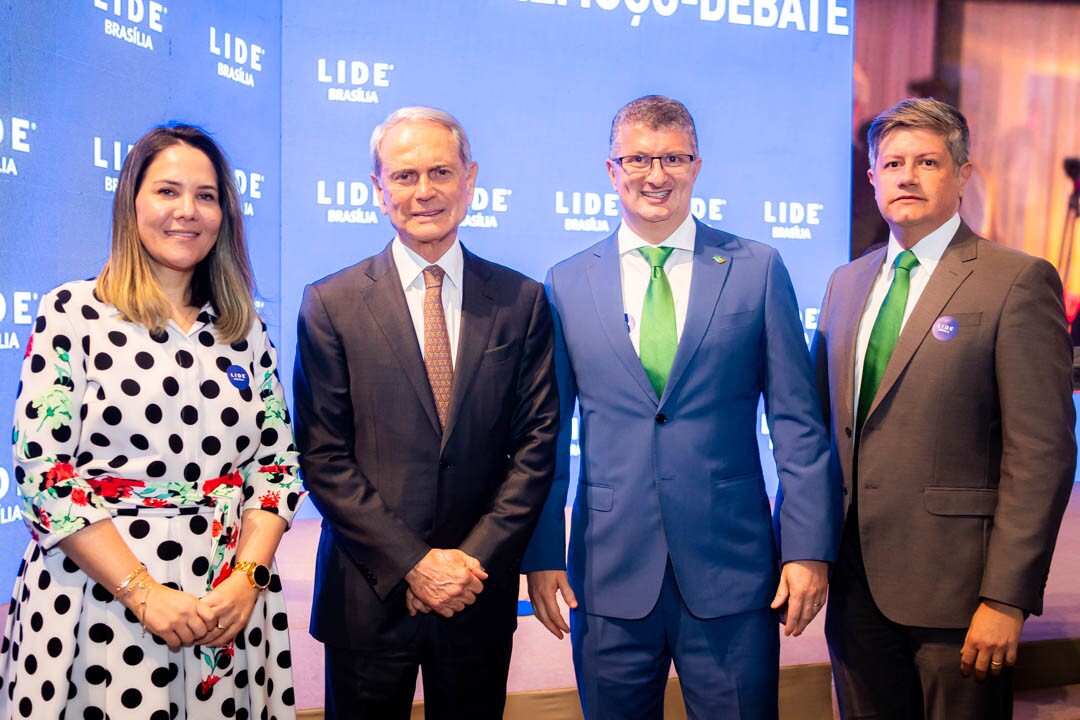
2, 280, 307, 719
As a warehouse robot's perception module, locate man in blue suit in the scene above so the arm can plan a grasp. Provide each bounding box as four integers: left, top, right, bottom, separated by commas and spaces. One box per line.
523, 95, 841, 719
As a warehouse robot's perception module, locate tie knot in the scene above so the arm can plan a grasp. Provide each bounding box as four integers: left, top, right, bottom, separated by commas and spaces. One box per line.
638, 246, 674, 269
894, 250, 919, 274
423, 265, 445, 289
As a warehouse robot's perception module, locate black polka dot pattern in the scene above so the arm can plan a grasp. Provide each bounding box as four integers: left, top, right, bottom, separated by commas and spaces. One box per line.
4, 281, 305, 719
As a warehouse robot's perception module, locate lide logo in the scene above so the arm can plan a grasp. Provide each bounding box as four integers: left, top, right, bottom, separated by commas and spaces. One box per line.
763, 200, 823, 239
93, 136, 133, 192
463, 187, 512, 229
93, 0, 166, 51
316, 179, 381, 225
234, 168, 264, 217
554, 190, 727, 232
0, 289, 38, 353
316, 59, 394, 104
0, 115, 36, 177
209, 26, 265, 88
313, 180, 510, 227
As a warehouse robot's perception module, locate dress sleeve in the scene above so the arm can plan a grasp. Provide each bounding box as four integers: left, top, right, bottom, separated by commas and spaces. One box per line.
12, 288, 112, 551
238, 321, 307, 525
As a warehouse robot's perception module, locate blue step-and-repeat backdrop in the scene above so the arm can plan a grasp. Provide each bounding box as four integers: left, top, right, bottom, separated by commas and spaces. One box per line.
1, 0, 855, 588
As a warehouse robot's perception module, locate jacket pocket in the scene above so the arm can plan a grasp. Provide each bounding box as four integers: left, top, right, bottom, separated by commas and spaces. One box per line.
924, 487, 997, 516
712, 310, 755, 329
950, 312, 983, 326
581, 483, 614, 512
711, 471, 759, 489
480, 342, 516, 367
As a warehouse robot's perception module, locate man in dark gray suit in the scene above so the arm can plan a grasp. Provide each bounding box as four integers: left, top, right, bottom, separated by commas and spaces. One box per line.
293, 106, 558, 719
814, 97, 1076, 719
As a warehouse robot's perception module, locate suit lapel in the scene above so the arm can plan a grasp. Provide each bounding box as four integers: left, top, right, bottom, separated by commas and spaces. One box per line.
868, 226, 976, 421
362, 244, 442, 437
836, 247, 887, 428
586, 235, 657, 403
661, 222, 737, 407
442, 248, 496, 448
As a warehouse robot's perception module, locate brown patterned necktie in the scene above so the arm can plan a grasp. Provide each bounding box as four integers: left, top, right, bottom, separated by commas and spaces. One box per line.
422, 265, 453, 428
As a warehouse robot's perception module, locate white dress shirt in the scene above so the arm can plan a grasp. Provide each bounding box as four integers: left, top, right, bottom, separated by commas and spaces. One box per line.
853, 213, 960, 414
392, 237, 464, 365
618, 213, 697, 356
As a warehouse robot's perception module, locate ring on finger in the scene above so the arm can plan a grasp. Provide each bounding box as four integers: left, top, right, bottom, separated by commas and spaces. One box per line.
991, 661, 1003, 667
216, 622, 226, 631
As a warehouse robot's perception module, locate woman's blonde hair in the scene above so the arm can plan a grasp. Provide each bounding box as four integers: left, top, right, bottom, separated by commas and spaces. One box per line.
96, 123, 255, 344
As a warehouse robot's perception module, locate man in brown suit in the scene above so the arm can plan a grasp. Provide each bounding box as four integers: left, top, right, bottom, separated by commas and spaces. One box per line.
813, 97, 1075, 718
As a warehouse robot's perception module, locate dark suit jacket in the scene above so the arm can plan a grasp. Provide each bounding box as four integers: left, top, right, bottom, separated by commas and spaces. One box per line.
813, 222, 1076, 628
293, 242, 558, 648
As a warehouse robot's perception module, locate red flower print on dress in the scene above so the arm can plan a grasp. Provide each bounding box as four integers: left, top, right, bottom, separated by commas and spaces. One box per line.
70, 488, 89, 506
36, 507, 51, 530
211, 562, 233, 589
24, 333, 33, 359
142, 498, 170, 508
202, 472, 242, 494
44, 462, 77, 489
198, 674, 221, 695
86, 476, 145, 499
212, 519, 223, 538
259, 490, 280, 509
258, 465, 291, 476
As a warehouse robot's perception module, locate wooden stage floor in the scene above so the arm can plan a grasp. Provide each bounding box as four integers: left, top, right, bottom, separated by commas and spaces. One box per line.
279, 484, 1080, 716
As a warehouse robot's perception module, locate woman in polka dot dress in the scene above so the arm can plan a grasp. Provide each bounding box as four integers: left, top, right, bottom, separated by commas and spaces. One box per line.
1, 124, 307, 719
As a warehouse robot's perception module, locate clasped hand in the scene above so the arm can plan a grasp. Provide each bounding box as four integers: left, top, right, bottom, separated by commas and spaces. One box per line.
122, 573, 258, 651
404, 548, 487, 618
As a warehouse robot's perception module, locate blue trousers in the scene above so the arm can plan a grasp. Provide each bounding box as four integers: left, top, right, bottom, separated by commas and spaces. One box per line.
571, 560, 780, 720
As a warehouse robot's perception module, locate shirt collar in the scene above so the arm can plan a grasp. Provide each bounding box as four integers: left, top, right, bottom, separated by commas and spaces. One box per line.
617, 213, 697, 257
885, 213, 960, 271
392, 236, 464, 291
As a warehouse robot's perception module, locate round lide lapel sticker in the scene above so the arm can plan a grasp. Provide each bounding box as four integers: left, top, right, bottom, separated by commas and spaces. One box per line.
932, 316, 958, 342
226, 364, 251, 389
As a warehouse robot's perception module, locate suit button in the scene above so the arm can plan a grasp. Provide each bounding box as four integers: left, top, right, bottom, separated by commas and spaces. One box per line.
439, 459, 450, 469
655, 413, 667, 425
844, 427, 853, 438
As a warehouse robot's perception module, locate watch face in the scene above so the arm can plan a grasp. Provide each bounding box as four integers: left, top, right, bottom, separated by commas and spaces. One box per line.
252, 564, 271, 589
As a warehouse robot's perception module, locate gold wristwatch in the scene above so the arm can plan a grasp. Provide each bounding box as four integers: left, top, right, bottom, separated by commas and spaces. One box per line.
233, 561, 271, 591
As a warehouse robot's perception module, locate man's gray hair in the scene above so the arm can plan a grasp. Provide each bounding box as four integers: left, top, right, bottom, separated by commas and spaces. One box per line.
370, 106, 472, 176
610, 95, 698, 156
867, 97, 970, 169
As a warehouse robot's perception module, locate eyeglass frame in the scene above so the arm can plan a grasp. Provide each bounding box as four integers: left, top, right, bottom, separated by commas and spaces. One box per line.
610, 153, 697, 173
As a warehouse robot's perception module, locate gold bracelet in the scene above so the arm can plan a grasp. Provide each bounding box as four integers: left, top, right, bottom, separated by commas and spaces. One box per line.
139, 584, 155, 637
123, 578, 150, 598
114, 563, 147, 597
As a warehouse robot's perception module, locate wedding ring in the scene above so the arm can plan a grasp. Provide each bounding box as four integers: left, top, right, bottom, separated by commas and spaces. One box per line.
216, 622, 226, 630
991, 661, 1003, 667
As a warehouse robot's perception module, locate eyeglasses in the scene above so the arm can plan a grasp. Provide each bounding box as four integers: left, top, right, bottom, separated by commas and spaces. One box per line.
612, 154, 696, 173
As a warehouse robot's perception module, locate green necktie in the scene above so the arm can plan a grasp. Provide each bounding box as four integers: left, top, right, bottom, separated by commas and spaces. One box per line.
638, 246, 677, 398
857, 249, 920, 432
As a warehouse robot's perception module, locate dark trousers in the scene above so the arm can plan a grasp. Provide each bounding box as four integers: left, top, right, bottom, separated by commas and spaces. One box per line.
826, 515, 1012, 720
571, 559, 779, 720
323, 586, 516, 720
